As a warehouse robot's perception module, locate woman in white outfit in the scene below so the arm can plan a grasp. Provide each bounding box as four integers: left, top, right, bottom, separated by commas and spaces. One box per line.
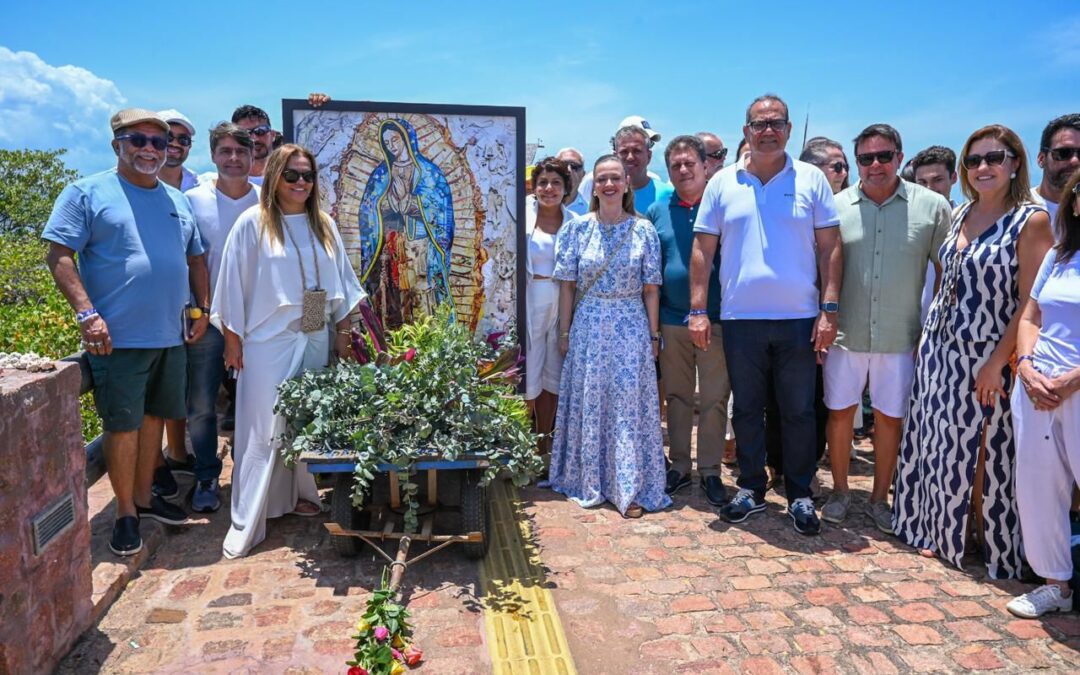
212, 144, 364, 558
1009, 169, 1080, 618
525, 157, 575, 454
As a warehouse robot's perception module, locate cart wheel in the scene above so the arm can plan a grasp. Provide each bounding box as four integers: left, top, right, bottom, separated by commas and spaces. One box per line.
331, 473, 369, 557
460, 470, 490, 559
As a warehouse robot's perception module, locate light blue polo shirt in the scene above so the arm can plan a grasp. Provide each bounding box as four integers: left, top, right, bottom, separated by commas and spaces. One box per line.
693, 154, 839, 320
43, 169, 204, 348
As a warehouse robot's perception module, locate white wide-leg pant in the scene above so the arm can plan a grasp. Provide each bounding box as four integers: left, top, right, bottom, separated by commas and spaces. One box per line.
1013, 380, 1080, 581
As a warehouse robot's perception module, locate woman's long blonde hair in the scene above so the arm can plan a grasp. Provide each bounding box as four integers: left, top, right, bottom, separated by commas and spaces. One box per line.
259, 143, 335, 254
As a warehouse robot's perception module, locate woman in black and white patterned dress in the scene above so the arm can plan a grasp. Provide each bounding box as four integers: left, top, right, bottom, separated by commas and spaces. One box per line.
892, 125, 1054, 579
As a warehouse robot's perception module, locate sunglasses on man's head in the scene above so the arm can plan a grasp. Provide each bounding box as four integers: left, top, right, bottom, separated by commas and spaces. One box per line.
707, 148, 729, 161
1049, 147, 1080, 162
282, 168, 316, 184
962, 150, 1015, 170
168, 132, 192, 147
855, 151, 896, 167
248, 125, 274, 137
116, 132, 169, 151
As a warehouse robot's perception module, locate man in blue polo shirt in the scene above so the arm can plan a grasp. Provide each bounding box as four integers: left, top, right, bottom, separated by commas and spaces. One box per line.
647, 135, 729, 505
689, 93, 843, 535
43, 108, 209, 556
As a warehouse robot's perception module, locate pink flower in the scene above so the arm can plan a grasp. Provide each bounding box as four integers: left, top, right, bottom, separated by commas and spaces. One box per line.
486, 331, 506, 349
403, 645, 424, 666
373, 626, 390, 642
403, 348, 417, 362
391, 648, 403, 661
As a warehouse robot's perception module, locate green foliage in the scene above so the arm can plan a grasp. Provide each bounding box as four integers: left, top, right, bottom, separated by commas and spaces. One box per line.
0, 148, 79, 236
276, 307, 542, 532
346, 569, 420, 674
0, 234, 100, 441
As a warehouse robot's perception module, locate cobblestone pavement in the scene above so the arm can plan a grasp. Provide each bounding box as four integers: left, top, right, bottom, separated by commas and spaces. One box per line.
522, 440, 1080, 674
60, 435, 1080, 673
59, 462, 490, 674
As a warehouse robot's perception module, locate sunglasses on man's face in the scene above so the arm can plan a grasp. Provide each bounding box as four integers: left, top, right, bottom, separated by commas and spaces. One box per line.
248, 125, 274, 137
707, 149, 729, 161
962, 150, 1015, 170
565, 162, 584, 172
116, 132, 169, 151
168, 132, 192, 147
822, 161, 848, 174
1049, 146, 1080, 162
747, 119, 789, 134
282, 168, 316, 184
855, 151, 896, 167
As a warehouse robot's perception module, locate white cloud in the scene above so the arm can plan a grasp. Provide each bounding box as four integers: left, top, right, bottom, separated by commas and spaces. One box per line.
1046, 16, 1080, 66
0, 47, 126, 173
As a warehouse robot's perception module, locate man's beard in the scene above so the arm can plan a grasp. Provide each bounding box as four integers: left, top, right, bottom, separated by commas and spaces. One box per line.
1049, 166, 1074, 190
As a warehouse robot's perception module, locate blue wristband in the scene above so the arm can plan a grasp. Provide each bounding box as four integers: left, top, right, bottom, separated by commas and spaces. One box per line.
684, 309, 708, 324
76, 308, 99, 324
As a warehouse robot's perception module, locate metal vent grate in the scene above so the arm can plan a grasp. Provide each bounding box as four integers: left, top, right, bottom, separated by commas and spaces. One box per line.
32, 493, 76, 555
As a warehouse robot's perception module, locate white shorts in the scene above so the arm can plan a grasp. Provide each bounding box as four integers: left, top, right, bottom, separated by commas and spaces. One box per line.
823, 348, 914, 419
525, 278, 563, 400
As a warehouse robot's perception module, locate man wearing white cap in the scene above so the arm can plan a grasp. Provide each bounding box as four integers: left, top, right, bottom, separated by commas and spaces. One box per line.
158, 109, 200, 191
577, 115, 674, 214
43, 108, 208, 556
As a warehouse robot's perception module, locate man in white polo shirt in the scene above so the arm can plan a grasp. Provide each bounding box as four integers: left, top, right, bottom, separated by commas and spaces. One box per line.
820, 124, 951, 533
688, 93, 842, 536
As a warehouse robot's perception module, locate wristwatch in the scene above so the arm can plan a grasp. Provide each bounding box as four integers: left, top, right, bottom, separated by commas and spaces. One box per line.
819, 302, 839, 313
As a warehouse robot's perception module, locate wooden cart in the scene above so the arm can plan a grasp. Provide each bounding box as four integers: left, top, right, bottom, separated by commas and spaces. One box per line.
302, 449, 493, 582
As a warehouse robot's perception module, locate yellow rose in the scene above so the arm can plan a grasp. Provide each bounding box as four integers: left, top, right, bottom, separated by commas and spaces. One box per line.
354, 619, 370, 633
390, 661, 406, 675
392, 635, 405, 649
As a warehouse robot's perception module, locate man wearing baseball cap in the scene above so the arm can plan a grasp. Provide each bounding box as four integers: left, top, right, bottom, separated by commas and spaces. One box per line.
158, 109, 200, 191
42, 108, 209, 556
577, 115, 674, 214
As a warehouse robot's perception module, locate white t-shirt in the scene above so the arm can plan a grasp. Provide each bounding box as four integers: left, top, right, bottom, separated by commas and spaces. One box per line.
693, 154, 840, 320
185, 181, 260, 294
1031, 186, 1059, 229
529, 228, 557, 277
1031, 249, 1080, 375
199, 172, 264, 188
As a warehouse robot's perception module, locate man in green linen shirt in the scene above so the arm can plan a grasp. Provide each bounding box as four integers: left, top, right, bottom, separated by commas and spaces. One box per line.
820, 123, 952, 532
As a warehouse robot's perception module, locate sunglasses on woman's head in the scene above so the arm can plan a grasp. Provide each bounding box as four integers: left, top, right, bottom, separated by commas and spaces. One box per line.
962, 150, 1015, 170
115, 132, 169, 151
282, 169, 316, 184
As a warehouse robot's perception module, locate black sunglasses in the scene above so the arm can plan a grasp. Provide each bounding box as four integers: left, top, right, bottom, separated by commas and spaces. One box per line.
282, 168, 316, 184
707, 148, 729, 161
747, 119, 789, 133
116, 132, 169, 151
1049, 147, 1080, 162
565, 162, 584, 172
823, 161, 848, 173
248, 125, 274, 137
168, 132, 192, 147
856, 151, 897, 167
962, 150, 1015, 170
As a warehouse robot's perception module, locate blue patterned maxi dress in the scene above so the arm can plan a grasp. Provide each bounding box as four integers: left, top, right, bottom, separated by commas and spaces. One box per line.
893, 202, 1045, 579
548, 214, 672, 515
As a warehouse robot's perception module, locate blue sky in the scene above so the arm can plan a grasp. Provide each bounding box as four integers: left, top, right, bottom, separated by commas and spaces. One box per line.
2, 0, 1077, 198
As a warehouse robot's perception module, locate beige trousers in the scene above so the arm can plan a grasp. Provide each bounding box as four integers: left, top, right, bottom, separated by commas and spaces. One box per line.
660, 323, 731, 477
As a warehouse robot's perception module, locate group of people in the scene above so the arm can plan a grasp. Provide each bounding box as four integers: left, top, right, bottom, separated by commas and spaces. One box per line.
40, 94, 1080, 621
43, 102, 363, 560
524, 99, 1080, 620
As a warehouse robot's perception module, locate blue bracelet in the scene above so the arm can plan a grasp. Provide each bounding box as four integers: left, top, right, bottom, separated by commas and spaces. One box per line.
684, 309, 709, 324
76, 308, 99, 324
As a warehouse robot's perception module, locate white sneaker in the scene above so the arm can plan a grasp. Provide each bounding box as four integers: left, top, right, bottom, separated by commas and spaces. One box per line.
1007, 585, 1073, 619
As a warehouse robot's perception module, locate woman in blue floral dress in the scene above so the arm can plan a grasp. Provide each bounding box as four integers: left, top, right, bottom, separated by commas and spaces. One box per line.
547, 155, 671, 518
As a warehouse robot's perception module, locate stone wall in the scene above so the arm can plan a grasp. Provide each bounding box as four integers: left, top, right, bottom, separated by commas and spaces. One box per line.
0, 362, 92, 675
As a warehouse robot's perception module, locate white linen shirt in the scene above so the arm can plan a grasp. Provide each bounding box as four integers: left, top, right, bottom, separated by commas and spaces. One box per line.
692, 154, 840, 320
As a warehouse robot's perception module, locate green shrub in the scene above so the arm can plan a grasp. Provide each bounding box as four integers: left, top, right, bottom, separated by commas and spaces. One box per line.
0, 234, 100, 441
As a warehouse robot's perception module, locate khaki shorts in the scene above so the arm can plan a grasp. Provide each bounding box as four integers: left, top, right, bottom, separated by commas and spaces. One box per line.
87, 346, 187, 432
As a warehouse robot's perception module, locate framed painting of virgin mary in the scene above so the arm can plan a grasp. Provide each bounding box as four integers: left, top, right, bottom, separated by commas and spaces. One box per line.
282, 99, 526, 339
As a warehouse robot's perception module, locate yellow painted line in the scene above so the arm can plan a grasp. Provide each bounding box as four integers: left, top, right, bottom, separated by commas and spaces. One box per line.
482, 478, 577, 675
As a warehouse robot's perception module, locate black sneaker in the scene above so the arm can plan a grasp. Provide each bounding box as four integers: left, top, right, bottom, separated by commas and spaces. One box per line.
152, 465, 179, 499
788, 497, 821, 535
109, 516, 142, 556
702, 475, 727, 506
718, 488, 767, 523
221, 402, 236, 431
665, 470, 691, 495
164, 453, 196, 477
137, 494, 188, 525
